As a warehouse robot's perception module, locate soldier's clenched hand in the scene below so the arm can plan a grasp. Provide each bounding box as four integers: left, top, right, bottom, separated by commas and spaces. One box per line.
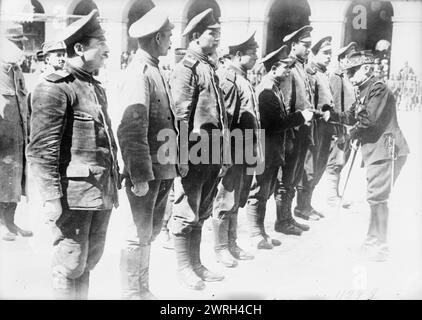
43, 199, 62, 225
132, 182, 149, 197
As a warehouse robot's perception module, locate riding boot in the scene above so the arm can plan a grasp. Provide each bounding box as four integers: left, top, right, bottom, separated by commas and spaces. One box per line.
212, 218, 238, 267
274, 191, 303, 236
173, 232, 205, 290
191, 227, 224, 281
228, 213, 254, 260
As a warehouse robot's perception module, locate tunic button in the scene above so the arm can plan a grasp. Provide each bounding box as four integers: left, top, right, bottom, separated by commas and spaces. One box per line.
167, 117, 171, 120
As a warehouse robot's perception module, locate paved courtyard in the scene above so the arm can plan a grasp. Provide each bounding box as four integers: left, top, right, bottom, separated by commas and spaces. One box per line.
1, 107, 421, 300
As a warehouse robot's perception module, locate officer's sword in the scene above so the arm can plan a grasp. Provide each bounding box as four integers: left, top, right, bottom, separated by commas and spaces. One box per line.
340, 139, 359, 202
385, 133, 396, 199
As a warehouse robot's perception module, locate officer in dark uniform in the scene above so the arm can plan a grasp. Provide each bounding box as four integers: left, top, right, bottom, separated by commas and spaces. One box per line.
327, 51, 410, 261
295, 36, 334, 219
27, 10, 120, 299
169, 8, 228, 290
117, 7, 177, 300
212, 31, 260, 268
275, 25, 316, 235
0, 23, 33, 241
326, 42, 357, 208
246, 45, 315, 249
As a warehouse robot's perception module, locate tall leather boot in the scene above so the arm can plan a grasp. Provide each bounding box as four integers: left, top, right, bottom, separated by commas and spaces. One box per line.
294, 188, 319, 221
212, 218, 238, 267
274, 191, 303, 236
228, 213, 254, 260
75, 271, 90, 300
246, 202, 273, 249
375, 203, 389, 244
173, 233, 205, 290
364, 203, 389, 262
138, 245, 157, 299
120, 246, 142, 299
191, 227, 224, 281
3, 202, 33, 237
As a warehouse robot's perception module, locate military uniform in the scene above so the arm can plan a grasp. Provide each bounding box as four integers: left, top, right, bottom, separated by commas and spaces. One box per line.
274, 26, 315, 235
246, 46, 306, 248
168, 8, 227, 290
326, 42, 358, 207
117, 8, 177, 300
295, 37, 334, 219
27, 10, 120, 299
329, 51, 409, 259
0, 23, 33, 241
212, 32, 260, 266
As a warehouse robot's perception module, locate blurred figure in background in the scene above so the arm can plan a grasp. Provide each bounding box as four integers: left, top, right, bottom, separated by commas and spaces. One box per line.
0, 22, 33, 241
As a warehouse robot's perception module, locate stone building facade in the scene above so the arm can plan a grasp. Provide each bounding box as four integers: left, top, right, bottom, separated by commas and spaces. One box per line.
1, 0, 421, 76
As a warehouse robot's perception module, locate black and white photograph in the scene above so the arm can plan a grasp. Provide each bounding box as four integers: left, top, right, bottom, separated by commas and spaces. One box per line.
0, 0, 421, 302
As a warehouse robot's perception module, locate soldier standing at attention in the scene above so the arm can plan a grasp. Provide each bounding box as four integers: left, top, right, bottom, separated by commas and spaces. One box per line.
327, 51, 409, 261
117, 7, 178, 300
274, 25, 316, 235
212, 31, 260, 268
0, 23, 33, 241
326, 42, 357, 208
27, 10, 120, 299
169, 8, 229, 290
246, 45, 315, 249
295, 36, 335, 219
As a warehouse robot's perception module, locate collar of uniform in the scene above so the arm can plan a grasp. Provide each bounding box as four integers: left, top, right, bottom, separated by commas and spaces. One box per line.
358, 75, 375, 93
311, 61, 327, 73
227, 63, 247, 79
334, 67, 343, 77
265, 73, 281, 87
292, 54, 305, 65
66, 61, 101, 84
187, 46, 211, 65
137, 48, 159, 67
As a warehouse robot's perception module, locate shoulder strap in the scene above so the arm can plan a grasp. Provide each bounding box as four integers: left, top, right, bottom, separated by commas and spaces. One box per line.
340, 75, 345, 112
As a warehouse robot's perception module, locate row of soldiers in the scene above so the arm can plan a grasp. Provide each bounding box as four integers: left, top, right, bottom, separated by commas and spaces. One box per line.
0, 6, 409, 300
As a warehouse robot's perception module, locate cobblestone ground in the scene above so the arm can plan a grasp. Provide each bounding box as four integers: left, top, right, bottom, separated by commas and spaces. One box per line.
1, 91, 421, 299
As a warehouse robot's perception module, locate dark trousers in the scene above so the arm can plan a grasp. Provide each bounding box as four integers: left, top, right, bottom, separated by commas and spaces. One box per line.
213, 164, 253, 220
169, 164, 221, 235
124, 178, 174, 246
52, 209, 111, 299
296, 120, 333, 208
246, 166, 279, 237
0, 202, 17, 227
274, 126, 311, 202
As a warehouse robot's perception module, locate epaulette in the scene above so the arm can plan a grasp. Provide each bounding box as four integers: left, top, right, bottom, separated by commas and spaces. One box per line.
183, 54, 199, 69
44, 69, 71, 83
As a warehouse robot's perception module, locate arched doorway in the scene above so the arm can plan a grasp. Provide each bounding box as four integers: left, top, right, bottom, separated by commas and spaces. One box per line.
125, 0, 155, 54
264, 0, 311, 55
69, 0, 99, 24
22, 0, 45, 54
343, 0, 393, 77
181, 0, 221, 48
343, 0, 393, 51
